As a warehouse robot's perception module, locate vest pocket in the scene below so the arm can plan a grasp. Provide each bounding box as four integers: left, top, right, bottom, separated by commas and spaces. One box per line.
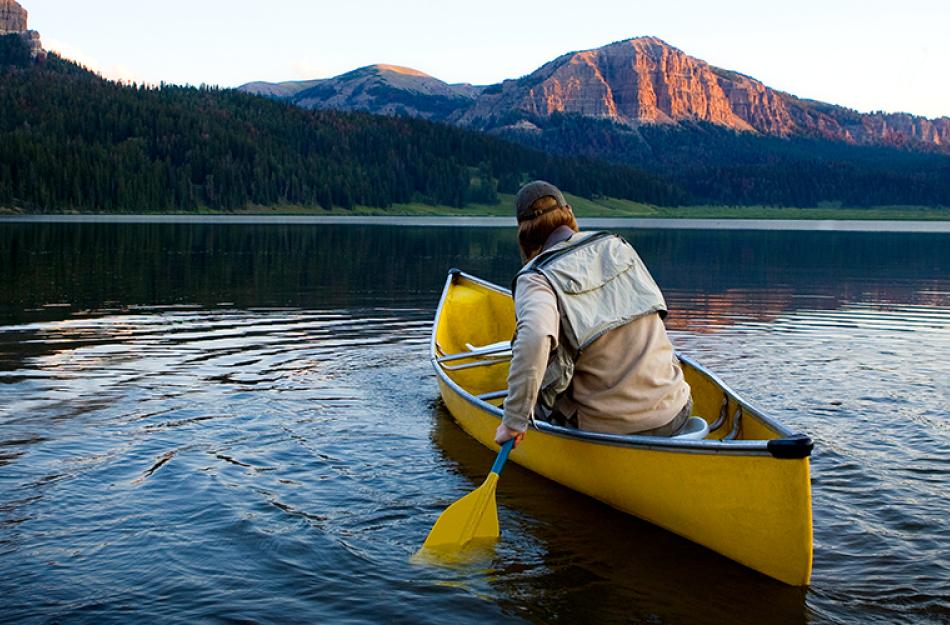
539, 344, 574, 409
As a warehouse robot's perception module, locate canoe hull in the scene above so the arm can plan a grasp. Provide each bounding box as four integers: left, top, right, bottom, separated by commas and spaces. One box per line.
432, 271, 813, 586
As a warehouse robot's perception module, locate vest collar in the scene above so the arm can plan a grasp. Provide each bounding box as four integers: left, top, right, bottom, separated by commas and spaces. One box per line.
542, 225, 576, 252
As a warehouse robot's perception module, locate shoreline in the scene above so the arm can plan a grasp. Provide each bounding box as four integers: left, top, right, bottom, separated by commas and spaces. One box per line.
1, 214, 949, 232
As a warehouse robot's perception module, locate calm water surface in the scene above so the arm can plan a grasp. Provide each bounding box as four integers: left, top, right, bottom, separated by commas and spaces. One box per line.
0, 224, 947, 624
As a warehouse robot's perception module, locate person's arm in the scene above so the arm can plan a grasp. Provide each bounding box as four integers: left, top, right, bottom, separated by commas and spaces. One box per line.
495, 273, 559, 444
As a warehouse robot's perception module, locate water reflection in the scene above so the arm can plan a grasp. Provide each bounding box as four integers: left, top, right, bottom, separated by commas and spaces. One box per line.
1, 224, 945, 322
430, 406, 809, 625
0, 223, 947, 625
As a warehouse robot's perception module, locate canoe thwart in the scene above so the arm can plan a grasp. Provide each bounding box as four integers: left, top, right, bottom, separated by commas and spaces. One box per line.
439, 359, 510, 372
476, 390, 509, 401
465, 341, 512, 353
437, 345, 513, 364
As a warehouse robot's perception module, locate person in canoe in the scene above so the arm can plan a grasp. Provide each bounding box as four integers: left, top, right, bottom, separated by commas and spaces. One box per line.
495, 180, 692, 446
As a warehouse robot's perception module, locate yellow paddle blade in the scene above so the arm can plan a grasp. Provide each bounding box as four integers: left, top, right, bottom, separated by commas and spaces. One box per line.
422, 472, 500, 549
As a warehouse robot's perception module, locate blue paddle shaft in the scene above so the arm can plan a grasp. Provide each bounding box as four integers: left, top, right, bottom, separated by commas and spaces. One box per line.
490, 439, 515, 475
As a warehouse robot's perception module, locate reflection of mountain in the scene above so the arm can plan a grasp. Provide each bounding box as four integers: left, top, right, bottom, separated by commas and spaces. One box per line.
663, 288, 797, 331
0, 223, 517, 319
430, 406, 808, 625
0, 224, 945, 328
666, 287, 950, 333
617, 228, 949, 332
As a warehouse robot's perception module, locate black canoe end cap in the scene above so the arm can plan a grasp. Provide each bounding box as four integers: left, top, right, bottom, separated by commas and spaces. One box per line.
768, 434, 814, 459
448, 268, 462, 277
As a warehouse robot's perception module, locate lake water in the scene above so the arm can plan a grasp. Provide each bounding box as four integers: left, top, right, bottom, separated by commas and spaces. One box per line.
0, 223, 947, 624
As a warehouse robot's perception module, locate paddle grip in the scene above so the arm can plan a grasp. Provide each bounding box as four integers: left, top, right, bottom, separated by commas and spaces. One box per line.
491, 439, 515, 476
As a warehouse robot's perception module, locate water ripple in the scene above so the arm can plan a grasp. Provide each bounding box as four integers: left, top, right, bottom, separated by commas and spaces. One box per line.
0, 287, 947, 624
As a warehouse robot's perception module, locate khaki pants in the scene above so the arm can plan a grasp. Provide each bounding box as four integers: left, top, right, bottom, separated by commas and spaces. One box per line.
542, 396, 693, 437
631, 397, 693, 437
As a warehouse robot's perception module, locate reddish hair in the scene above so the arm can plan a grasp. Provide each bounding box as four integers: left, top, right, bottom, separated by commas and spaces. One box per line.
518, 196, 578, 262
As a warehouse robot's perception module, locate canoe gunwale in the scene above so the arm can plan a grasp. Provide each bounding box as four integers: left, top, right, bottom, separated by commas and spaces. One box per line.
431, 270, 813, 459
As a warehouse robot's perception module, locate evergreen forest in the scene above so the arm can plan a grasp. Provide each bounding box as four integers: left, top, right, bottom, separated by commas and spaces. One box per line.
487, 112, 950, 207
0, 35, 684, 213
2, 34, 948, 213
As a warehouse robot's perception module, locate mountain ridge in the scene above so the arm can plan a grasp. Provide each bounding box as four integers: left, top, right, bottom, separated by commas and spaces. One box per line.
243, 63, 483, 120
0, 36, 686, 213
0, 0, 42, 58
3, 30, 947, 212
240, 36, 949, 152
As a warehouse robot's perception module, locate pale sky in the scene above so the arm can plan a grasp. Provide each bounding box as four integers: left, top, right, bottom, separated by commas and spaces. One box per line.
25, 0, 950, 119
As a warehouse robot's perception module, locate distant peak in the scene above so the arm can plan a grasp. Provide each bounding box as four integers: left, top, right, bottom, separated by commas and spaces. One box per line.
612, 36, 683, 52
624, 35, 672, 45
548, 36, 685, 68
0, 0, 28, 34
367, 64, 432, 78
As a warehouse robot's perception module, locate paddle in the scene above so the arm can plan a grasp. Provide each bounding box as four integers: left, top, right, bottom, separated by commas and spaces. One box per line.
422, 438, 515, 550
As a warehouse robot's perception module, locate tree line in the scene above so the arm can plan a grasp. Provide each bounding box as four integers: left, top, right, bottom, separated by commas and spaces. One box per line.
492, 112, 950, 207
6, 32, 944, 212
0, 35, 686, 213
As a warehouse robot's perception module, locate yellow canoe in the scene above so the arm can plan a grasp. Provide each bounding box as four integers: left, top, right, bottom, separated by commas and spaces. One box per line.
431, 269, 814, 586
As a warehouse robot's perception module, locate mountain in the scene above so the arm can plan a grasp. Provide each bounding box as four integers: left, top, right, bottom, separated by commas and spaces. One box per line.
236, 37, 950, 208
460, 37, 950, 151
244, 64, 483, 121
0, 34, 685, 213
0, 0, 42, 58
239, 78, 323, 99
458, 37, 781, 132
3, 28, 947, 213
242, 37, 949, 153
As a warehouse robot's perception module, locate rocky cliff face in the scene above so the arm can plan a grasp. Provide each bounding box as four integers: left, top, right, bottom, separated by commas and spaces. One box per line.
0, 0, 27, 34
457, 37, 949, 150
242, 37, 949, 152
20, 28, 40, 56
783, 100, 950, 148
0, 0, 42, 59
458, 38, 769, 132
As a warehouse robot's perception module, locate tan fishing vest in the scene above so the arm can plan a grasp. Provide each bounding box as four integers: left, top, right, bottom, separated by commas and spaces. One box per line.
515, 231, 668, 409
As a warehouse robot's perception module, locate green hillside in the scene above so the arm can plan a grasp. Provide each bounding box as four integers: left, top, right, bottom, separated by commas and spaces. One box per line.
0, 35, 685, 214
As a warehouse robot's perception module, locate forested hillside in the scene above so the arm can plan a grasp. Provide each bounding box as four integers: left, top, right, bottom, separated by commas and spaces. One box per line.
487, 113, 950, 207
241, 35, 950, 209
0, 35, 685, 213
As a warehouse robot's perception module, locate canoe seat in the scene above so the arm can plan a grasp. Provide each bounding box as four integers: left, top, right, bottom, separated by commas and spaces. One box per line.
437, 341, 513, 370
465, 340, 511, 354
673, 417, 710, 440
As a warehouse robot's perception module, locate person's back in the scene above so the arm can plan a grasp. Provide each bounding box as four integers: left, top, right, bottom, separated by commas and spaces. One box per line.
495, 181, 691, 446
570, 303, 690, 435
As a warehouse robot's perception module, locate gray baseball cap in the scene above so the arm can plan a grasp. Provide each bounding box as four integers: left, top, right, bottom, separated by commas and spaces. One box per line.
515, 180, 567, 223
